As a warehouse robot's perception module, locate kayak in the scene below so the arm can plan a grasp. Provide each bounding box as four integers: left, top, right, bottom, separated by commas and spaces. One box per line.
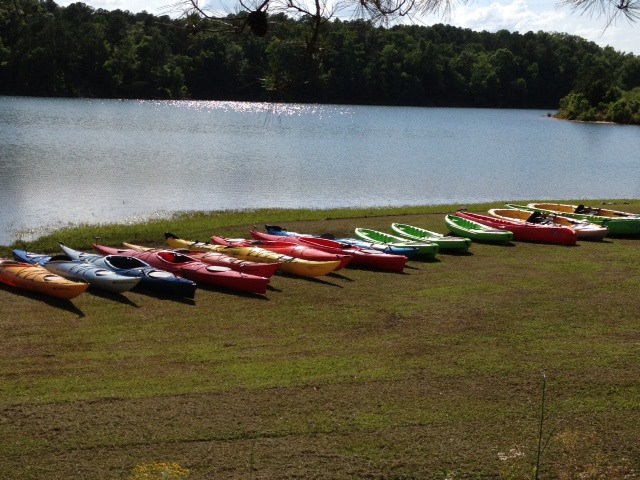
455, 211, 577, 246
522, 203, 640, 237
12, 250, 141, 293
122, 242, 280, 278
92, 244, 270, 294
334, 237, 421, 258
212, 235, 353, 270
354, 228, 439, 259
265, 225, 421, 258
0, 258, 89, 300
59, 244, 197, 299
164, 233, 341, 277
444, 215, 514, 244
493, 207, 608, 241
528, 202, 639, 219
390, 223, 472, 252
250, 229, 408, 273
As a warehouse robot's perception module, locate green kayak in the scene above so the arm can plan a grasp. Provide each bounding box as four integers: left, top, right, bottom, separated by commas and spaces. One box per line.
444, 215, 514, 244
354, 228, 439, 258
508, 203, 640, 237
390, 223, 471, 252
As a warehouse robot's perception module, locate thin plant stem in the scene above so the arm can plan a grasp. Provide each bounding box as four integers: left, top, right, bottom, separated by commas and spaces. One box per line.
535, 370, 547, 480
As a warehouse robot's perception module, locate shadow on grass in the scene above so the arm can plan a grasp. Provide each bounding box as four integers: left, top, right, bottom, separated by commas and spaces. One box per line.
131, 287, 196, 305
278, 273, 344, 288
0, 283, 86, 318
346, 265, 410, 275
88, 288, 140, 307
197, 284, 271, 300
606, 235, 640, 240
410, 257, 442, 264
472, 241, 516, 247
438, 250, 475, 256
515, 241, 581, 247
403, 264, 420, 271
327, 271, 354, 282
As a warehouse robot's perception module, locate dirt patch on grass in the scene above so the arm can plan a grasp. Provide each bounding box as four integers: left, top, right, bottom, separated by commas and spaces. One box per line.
2, 373, 638, 478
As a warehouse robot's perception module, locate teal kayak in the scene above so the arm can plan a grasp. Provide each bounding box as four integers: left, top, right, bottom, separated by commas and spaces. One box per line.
444, 215, 514, 244
354, 228, 439, 258
390, 223, 471, 252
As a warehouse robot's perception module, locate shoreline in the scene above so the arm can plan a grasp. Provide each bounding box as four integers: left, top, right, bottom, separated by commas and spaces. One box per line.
2, 199, 637, 254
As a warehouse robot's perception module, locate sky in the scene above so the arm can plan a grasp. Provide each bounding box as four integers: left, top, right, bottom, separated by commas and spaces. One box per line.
55, 0, 639, 55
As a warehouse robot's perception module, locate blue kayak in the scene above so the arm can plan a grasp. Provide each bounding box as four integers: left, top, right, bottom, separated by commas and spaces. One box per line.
13, 249, 141, 293
335, 237, 422, 258
60, 244, 197, 299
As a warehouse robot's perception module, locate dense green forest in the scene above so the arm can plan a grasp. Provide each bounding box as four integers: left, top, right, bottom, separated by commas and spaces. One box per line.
1, 0, 639, 122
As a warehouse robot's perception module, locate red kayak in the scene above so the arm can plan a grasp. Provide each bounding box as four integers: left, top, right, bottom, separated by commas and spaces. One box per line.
249, 230, 407, 273
99, 243, 280, 278
93, 244, 270, 294
117, 243, 280, 279
182, 250, 280, 278
455, 211, 578, 246
211, 236, 353, 271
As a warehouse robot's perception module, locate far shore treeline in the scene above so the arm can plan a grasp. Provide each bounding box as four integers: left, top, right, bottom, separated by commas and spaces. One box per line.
1, 0, 639, 123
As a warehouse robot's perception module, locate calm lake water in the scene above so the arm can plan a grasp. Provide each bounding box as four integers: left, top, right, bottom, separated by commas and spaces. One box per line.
1, 96, 639, 245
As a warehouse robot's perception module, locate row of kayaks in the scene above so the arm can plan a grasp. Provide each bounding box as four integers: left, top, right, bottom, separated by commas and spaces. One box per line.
446, 202, 640, 245
0, 226, 447, 300
349, 202, 638, 250
0, 231, 412, 300
1, 202, 637, 302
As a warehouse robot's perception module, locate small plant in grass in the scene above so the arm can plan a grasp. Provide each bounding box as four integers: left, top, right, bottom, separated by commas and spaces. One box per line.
498, 371, 555, 480
497, 444, 528, 479
498, 373, 637, 480
533, 371, 554, 480
128, 462, 189, 480
553, 429, 584, 479
551, 430, 637, 479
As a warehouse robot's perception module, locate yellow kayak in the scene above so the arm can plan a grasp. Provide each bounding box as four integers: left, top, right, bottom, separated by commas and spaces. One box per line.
121, 243, 155, 252
0, 259, 89, 300
163, 235, 341, 277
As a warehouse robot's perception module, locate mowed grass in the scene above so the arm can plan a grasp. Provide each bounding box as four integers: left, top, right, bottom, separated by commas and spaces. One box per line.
0, 201, 639, 479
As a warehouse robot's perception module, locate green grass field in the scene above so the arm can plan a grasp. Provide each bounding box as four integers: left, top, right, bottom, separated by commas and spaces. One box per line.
1, 201, 638, 479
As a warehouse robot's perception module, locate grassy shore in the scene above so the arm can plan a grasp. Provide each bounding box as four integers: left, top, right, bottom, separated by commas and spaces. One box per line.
1, 201, 639, 479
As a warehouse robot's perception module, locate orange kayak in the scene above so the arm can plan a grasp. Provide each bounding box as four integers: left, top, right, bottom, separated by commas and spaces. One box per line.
0, 258, 89, 300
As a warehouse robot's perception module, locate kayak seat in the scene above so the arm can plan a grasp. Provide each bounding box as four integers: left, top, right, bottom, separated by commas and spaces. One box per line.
49, 254, 73, 261
157, 251, 180, 263
527, 211, 545, 223
158, 251, 191, 264
575, 204, 600, 215
108, 256, 146, 269
170, 252, 193, 263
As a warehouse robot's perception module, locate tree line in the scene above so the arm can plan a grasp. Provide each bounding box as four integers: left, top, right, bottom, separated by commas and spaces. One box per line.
1, 0, 639, 122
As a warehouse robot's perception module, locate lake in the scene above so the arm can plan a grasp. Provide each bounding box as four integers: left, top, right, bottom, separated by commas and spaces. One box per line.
1, 96, 639, 246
